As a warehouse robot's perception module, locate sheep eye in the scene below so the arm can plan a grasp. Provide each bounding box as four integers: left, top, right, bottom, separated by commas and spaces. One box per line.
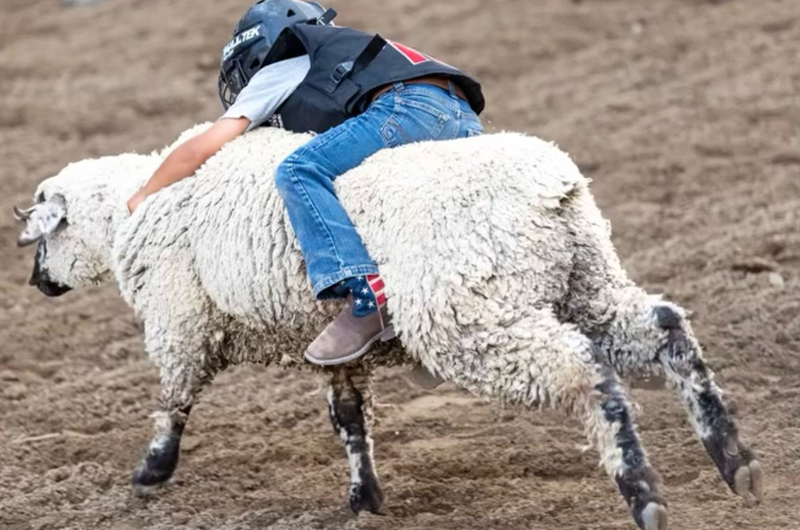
35, 192, 45, 203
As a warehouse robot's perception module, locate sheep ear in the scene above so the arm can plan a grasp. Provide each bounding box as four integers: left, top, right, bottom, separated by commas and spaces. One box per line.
17, 195, 67, 247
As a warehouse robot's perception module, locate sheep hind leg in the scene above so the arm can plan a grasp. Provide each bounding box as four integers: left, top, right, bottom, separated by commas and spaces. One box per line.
593, 368, 668, 530
598, 297, 762, 506
655, 305, 762, 506
327, 368, 384, 514
444, 311, 666, 529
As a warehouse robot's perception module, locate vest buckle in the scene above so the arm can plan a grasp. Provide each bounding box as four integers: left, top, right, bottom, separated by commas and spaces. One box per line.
332, 62, 353, 83
329, 61, 354, 91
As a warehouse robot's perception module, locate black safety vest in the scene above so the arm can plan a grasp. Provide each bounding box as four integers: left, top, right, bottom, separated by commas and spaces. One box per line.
264, 24, 485, 134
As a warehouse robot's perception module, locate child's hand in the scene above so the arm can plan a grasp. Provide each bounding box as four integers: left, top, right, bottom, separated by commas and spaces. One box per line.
127, 189, 147, 215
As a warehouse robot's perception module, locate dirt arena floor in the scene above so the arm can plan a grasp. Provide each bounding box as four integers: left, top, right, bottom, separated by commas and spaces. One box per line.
1, 0, 798, 529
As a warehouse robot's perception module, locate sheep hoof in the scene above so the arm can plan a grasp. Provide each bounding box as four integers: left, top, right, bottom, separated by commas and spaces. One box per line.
131, 433, 181, 493
702, 434, 762, 504
734, 460, 764, 507
640, 502, 668, 530
349, 477, 384, 514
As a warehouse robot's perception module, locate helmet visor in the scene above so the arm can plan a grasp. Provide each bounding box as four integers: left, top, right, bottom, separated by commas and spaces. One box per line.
219, 75, 236, 110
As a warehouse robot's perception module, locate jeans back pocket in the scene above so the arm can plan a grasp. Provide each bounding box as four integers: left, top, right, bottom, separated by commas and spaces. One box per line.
381, 97, 451, 148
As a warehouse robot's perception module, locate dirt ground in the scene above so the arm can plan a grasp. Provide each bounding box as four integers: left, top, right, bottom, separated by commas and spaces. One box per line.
1, 0, 798, 529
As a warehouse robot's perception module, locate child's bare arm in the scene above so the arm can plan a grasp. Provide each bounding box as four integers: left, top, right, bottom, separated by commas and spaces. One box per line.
127, 117, 250, 213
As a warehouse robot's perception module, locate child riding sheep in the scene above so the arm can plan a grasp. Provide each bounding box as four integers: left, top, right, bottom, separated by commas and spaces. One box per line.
125, 0, 485, 367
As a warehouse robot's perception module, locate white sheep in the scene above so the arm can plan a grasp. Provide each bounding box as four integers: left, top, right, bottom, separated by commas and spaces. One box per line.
14, 124, 762, 530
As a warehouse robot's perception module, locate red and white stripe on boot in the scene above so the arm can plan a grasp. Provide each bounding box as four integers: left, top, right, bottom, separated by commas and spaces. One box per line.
366, 274, 386, 308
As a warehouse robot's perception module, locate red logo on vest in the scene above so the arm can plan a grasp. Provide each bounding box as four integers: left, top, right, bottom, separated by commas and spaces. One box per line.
388, 40, 431, 66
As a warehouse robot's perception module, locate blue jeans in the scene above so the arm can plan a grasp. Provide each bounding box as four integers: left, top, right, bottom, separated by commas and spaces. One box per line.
274, 81, 483, 299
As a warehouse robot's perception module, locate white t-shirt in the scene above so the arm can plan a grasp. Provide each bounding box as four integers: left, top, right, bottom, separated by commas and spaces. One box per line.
220, 55, 311, 132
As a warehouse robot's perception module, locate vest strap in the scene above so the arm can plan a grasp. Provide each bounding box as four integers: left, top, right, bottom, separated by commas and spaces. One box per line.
316, 8, 337, 26
326, 34, 387, 94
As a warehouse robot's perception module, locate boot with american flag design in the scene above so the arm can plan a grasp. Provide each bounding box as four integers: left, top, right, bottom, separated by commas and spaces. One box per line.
350, 274, 386, 317
304, 274, 395, 366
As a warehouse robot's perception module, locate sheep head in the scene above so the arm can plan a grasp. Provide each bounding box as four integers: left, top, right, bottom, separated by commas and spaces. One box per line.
14, 194, 74, 296
13, 155, 145, 296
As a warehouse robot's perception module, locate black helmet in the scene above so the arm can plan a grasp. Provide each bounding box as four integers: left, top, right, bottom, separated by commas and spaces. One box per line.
218, 0, 336, 109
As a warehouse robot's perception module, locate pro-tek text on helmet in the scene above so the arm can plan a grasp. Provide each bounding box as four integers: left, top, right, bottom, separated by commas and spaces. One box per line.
223, 26, 262, 62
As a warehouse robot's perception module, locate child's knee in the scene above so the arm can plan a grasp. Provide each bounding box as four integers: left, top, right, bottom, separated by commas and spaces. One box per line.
273, 160, 294, 197
274, 146, 310, 195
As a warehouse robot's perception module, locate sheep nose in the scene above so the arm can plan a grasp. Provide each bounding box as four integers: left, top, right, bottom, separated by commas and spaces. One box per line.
29, 257, 43, 286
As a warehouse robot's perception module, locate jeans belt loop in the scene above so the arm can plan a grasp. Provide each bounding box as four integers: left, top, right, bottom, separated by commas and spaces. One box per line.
447, 80, 457, 98
393, 81, 405, 91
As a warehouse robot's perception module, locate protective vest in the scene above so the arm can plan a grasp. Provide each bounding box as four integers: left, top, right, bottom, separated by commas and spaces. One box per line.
265, 24, 485, 134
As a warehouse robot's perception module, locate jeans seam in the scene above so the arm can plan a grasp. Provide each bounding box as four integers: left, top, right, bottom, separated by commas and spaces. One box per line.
396, 88, 459, 110
401, 101, 449, 140
283, 161, 345, 271
399, 98, 450, 122
290, 125, 353, 176
382, 117, 417, 147
381, 99, 404, 147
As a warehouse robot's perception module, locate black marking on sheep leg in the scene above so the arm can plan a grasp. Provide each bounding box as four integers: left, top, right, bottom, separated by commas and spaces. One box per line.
132, 406, 192, 495
328, 372, 384, 514
596, 373, 667, 530
694, 364, 762, 506
656, 306, 762, 506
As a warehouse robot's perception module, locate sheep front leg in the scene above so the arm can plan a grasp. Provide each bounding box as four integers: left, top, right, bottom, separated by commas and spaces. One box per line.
129, 283, 220, 494
132, 353, 218, 495
327, 368, 384, 514
120, 244, 224, 495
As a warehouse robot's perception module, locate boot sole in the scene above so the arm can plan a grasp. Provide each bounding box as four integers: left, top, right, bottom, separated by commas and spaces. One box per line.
304, 325, 397, 367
